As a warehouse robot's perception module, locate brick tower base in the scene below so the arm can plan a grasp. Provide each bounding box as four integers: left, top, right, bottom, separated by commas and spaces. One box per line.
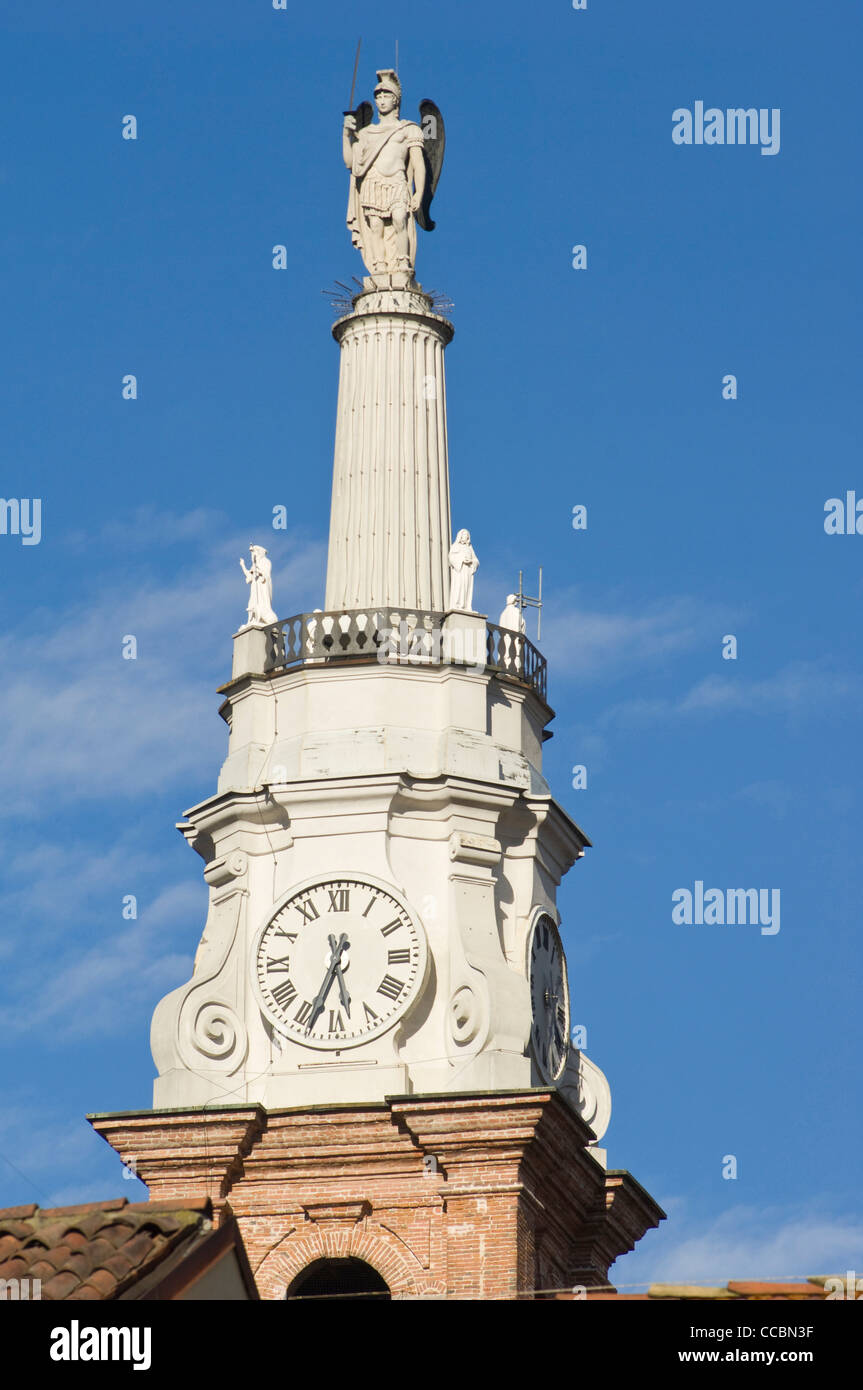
90, 1090, 663, 1300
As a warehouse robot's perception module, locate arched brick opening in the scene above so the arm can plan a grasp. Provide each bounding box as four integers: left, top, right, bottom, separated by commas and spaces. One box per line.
286, 1257, 390, 1300
255, 1222, 428, 1300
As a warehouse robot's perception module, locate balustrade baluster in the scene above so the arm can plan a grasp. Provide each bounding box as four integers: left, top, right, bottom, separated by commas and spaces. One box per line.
261, 612, 547, 701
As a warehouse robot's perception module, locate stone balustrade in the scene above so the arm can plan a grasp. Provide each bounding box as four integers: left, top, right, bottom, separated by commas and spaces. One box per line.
261, 608, 547, 702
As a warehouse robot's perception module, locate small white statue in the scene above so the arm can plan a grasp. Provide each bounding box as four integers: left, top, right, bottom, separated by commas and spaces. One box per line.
499, 594, 525, 633
239, 545, 278, 627
498, 594, 525, 672
448, 529, 479, 612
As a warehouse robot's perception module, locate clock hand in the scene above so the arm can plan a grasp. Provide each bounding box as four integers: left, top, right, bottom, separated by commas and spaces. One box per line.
333, 953, 351, 1014
307, 933, 349, 1032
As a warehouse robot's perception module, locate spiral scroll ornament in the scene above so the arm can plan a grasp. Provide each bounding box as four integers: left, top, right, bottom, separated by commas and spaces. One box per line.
191, 1001, 247, 1067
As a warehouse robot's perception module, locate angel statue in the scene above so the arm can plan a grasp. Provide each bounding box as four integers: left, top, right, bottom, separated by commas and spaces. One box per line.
342, 68, 444, 289
239, 545, 278, 628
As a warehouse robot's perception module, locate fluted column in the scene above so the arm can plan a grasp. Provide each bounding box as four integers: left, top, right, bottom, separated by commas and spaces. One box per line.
325, 288, 454, 613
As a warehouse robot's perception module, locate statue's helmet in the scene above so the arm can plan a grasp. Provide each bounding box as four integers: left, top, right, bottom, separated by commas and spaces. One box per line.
374, 68, 402, 104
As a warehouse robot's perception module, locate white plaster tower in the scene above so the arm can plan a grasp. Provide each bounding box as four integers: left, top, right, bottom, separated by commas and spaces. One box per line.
94, 66, 664, 1296
144, 67, 613, 1146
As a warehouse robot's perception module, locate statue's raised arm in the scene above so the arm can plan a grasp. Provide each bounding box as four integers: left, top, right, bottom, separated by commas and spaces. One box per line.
343, 68, 445, 291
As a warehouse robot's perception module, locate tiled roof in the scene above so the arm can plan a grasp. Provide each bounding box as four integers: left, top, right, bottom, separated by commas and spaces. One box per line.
567, 1278, 837, 1300
0, 1197, 214, 1300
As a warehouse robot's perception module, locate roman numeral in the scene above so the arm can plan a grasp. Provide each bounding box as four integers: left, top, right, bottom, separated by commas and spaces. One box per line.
328, 1009, 346, 1033
377, 973, 404, 1001
387, 948, 411, 966
294, 899, 319, 924
266, 954, 292, 973
295, 1000, 313, 1025
327, 888, 350, 912
380, 918, 402, 937
362, 896, 376, 917
273, 927, 298, 942
363, 1001, 379, 1024
272, 978, 297, 1009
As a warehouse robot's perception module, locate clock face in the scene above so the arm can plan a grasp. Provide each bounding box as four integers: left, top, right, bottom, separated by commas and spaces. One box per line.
254, 876, 427, 1051
528, 913, 570, 1083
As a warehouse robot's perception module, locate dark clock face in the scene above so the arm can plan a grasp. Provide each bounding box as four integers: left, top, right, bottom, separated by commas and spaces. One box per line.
254, 877, 426, 1050
528, 914, 570, 1083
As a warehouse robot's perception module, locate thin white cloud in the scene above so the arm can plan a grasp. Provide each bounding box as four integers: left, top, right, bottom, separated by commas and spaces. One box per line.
0, 1103, 147, 1208
600, 662, 861, 732
0, 511, 327, 1047
63, 505, 225, 553
0, 877, 201, 1040
541, 592, 730, 684
0, 839, 166, 934
45, 1178, 149, 1207
0, 1107, 97, 1203
0, 522, 326, 815
611, 1199, 863, 1289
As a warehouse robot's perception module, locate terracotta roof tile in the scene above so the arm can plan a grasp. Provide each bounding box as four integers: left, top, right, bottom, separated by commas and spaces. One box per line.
80, 1237, 118, 1266
97, 1222, 136, 1250
63, 1229, 90, 1250
75, 1268, 116, 1298
648, 1283, 737, 1300
121, 1230, 165, 1265
45, 1199, 127, 1217
581, 1278, 835, 1301
41, 1245, 76, 1273
101, 1251, 138, 1281
0, 1197, 213, 1301
726, 1281, 826, 1299
0, 1220, 36, 1241
42, 1270, 81, 1300
124, 1198, 211, 1213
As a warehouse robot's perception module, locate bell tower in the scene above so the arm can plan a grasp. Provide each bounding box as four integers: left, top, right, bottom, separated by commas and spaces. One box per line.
91, 64, 663, 1299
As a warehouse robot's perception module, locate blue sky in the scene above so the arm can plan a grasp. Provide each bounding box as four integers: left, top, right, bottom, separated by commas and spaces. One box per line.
0, 1, 860, 1288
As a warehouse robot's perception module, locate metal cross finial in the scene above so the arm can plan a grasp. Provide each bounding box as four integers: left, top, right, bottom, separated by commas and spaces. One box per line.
517, 568, 543, 641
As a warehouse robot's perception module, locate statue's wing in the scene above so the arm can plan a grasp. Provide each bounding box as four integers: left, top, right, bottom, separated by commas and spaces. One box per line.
416, 99, 445, 232
353, 100, 373, 131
